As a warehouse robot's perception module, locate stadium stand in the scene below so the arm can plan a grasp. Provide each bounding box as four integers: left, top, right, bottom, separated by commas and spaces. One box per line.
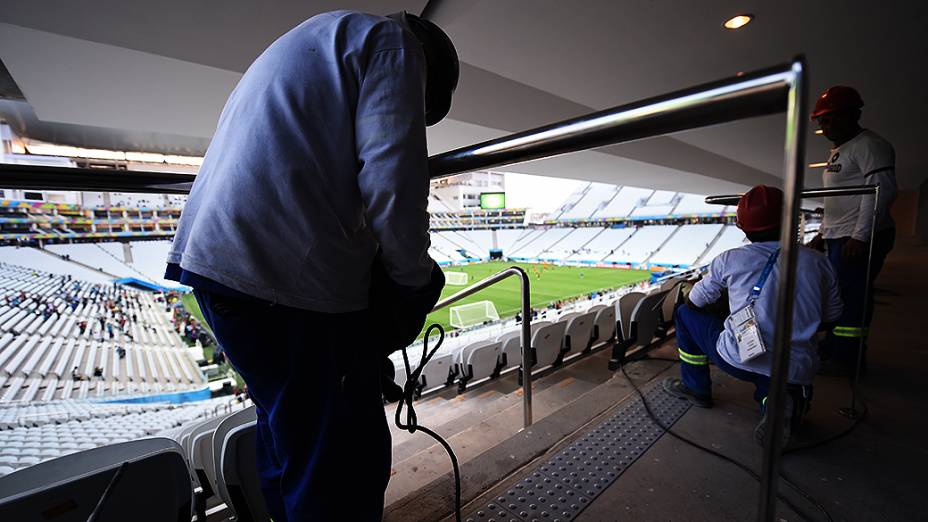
538, 227, 604, 261
696, 225, 748, 263
0, 247, 113, 283
0, 397, 232, 477
602, 225, 679, 265
590, 186, 653, 219
0, 262, 204, 404
649, 223, 725, 266
558, 182, 619, 220
509, 227, 574, 259
567, 227, 636, 262
672, 193, 731, 216
456, 229, 494, 257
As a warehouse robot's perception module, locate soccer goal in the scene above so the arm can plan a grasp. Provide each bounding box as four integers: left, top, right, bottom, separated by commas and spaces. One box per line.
449, 300, 500, 328
445, 271, 469, 286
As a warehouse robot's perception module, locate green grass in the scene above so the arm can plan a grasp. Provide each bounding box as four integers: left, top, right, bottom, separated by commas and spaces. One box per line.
179, 292, 214, 361
424, 261, 650, 334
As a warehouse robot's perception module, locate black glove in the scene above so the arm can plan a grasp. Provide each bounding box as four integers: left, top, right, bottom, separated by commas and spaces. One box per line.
369, 253, 445, 402
369, 254, 445, 357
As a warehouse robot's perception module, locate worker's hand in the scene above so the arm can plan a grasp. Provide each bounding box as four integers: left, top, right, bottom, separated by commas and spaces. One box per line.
806, 233, 825, 252
841, 238, 867, 261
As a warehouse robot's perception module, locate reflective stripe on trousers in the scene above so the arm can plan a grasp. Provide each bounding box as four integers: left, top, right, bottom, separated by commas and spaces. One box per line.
678, 348, 709, 365
833, 326, 869, 338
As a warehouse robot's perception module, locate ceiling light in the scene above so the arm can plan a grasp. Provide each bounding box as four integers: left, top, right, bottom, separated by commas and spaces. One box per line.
723, 14, 754, 30
808, 162, 828, 168
814, 129, 824, 135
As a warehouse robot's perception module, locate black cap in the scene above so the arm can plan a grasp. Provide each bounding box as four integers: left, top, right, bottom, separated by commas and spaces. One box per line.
389, 12, 459, 126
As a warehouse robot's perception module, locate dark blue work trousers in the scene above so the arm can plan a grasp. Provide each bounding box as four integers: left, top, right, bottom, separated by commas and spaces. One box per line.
675, 304, 770, 406
194, 288, 390, 521
823, 228, 895, 364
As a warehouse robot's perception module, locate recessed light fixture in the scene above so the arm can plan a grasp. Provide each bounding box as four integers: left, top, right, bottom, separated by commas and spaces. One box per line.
723, 14, 754, 30
808, 162, 828, 168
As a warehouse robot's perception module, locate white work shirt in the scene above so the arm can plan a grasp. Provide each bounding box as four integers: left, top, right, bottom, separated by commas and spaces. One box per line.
689, 241, 843, 385
167, 11, 434, 312
820, 129, 897, 241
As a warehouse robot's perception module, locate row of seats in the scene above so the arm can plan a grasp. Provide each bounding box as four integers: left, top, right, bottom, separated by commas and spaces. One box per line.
395, 297, 619, 396
0, 397, 230, 477
396, 269, 698, 399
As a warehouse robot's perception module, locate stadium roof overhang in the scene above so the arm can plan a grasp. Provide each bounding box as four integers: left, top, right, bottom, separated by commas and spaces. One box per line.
1, 1, 926, 193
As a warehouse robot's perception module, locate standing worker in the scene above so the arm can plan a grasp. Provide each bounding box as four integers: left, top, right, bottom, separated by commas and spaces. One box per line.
806, 86, 898, 375
165, 10, 458, 521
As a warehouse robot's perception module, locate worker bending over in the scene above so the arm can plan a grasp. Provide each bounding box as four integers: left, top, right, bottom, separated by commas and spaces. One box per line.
807, 86, 898, 375
166, 10, 458, 521
663, 185, 843, 445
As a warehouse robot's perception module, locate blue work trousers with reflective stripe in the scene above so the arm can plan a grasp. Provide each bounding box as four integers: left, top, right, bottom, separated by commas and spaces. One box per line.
823, 228, 895, 364
194, 288, 390, 522
674, 304, 769, 405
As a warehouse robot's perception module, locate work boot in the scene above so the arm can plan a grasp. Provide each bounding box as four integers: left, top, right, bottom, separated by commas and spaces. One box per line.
753, 397, 793, 448
661, 377, 712, 408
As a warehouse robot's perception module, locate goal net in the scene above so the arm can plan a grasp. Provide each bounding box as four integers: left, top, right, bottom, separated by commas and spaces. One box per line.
445, 271, 469, 286
449, 300, 500, 328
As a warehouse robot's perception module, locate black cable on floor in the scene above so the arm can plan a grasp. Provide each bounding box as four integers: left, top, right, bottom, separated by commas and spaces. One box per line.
395, 324, 462, 522
620, 362, 832, 522
783, 383, 868, 455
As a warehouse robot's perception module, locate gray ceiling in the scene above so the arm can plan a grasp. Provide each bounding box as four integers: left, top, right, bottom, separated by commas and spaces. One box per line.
1, 1, 926, 193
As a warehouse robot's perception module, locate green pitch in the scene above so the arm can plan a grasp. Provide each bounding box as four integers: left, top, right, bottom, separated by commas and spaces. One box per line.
423, 261, 650, 335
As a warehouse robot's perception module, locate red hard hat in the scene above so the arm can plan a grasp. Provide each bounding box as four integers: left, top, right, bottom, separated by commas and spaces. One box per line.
737, 185, 783, 233
810, 86, 864, 120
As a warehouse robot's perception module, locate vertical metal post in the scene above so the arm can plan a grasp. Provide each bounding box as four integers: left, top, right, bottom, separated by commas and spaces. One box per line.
842, 185, 880, 417
517, 267, 533, 428
758, 57, 807, 522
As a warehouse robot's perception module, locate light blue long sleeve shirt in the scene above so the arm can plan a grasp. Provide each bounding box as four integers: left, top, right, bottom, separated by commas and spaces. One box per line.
167, 10, 434, 313
689, 241, 843, 385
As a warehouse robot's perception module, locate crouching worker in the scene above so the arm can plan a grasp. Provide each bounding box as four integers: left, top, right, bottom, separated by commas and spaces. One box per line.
662, 185, 843, 445
165, 10, 458, 521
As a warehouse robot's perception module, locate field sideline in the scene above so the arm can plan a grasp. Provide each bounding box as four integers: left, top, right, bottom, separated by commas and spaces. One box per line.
426, 261, 650, 333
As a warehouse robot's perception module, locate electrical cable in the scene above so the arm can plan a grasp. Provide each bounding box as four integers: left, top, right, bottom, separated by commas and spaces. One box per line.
783, 382, 867, 455
620, 361, 832, 522
394, 323, 462, 522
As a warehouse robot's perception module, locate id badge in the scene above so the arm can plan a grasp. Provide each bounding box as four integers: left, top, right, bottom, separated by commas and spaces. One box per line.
727, 304, 767, 362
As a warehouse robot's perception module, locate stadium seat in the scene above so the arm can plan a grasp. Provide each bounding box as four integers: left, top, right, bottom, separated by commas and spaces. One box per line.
659, 280, 685, 333
212, 406, 258, 520
561, 310, 596, 359
0, 438, 192, 521
531, 321, 567, 371
213, 406, 268, 522
609, 290, 669, 370
418, 351, 457, 395
591, 304, 616, 344
190, 415, 227, 500
616, 292, 646, 342
497, 321, 548, 374
456, 340, 502, 392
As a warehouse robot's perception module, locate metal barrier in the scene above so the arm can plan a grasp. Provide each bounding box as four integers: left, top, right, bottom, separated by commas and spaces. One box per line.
0, 57, 809, 521
429, 266, 532, 428
706, 184, 880, 418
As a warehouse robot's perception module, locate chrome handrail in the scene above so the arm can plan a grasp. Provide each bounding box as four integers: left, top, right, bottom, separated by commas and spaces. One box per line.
429, 266, 532, 428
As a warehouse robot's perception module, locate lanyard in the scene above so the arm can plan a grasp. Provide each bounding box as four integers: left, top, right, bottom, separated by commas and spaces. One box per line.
749, 249, 780, 304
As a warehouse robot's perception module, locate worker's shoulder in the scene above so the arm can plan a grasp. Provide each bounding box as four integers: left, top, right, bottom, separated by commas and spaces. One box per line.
854, 129, 895, 156
310, 10, 409, 50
